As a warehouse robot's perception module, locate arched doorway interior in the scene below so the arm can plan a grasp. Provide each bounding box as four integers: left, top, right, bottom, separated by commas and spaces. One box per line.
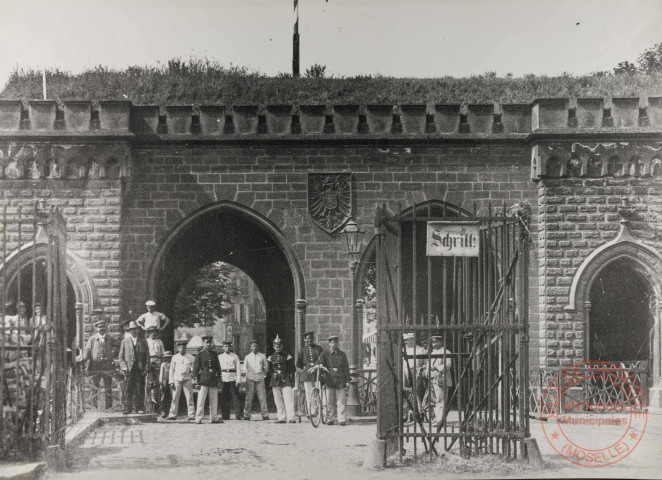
589, 258, 655, 362
148, 202, 305, 353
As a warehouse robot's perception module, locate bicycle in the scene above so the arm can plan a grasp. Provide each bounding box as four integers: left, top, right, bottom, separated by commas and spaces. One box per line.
307, 364, 329, 428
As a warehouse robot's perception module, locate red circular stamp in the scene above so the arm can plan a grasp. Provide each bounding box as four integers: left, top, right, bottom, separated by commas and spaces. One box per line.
540, 361, 648, 467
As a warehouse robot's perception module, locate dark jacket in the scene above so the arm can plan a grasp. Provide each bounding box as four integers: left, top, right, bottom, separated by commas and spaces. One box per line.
84, 333, 115, 372
296, 343, 324, 382
267, 350, 295, 388
118, 336, 150, 374
317, 348, 350, 389
193, 347, 221, 388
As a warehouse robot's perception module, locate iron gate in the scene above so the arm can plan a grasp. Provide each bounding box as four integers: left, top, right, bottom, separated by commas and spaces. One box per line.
1, 202, 70, 460
376, 201, 531, 462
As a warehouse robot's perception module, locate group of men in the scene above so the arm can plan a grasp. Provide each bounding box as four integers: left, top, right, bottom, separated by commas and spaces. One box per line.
403, 332, 452, 427
83, 299, 353, 425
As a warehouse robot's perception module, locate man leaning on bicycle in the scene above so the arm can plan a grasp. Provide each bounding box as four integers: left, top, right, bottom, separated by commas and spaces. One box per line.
315, 335, 351, 426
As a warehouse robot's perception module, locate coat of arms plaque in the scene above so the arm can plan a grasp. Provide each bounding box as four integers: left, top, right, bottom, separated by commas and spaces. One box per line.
308, 173, 352, 233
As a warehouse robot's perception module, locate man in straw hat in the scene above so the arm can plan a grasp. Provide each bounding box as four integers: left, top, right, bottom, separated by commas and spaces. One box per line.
427, 335, 452, 428
242, 339, 269, 421
268, 335, 296, 423
84, 309, 115, 409
193, 332, 223, 424
296, 331, 323, 413
316, 335, 351, 426
118, 320, 150, 414
136, 300, 170, 332
167, 340, 196, 420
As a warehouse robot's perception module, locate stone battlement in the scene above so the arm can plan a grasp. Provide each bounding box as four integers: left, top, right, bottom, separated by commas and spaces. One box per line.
1, 98, 662, 137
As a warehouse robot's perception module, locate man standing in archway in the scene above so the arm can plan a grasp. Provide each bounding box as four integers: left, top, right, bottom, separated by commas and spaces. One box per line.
296, 331, 323, 412
317, 335, 350, 426
218, 341, 242, 420
193, 333, 223, 424
136, 300, 171, 332
84, 313, 115, 409
268, 335, 296, 423
118, 321, 149, 414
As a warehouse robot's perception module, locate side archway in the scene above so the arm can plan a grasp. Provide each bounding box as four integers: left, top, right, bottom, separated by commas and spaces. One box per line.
565, 223, 662, 405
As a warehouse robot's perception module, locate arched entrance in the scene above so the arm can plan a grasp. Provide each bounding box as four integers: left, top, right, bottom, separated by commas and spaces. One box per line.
567, 221, 662, 406
147, 202, 305, 352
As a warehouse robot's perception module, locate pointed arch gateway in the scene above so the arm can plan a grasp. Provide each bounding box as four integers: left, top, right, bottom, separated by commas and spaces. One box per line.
566, 221, 662, 406
147, 201, 306, 353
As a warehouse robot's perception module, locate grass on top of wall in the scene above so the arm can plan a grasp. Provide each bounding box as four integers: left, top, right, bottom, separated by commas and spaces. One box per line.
2, 58, 662, 106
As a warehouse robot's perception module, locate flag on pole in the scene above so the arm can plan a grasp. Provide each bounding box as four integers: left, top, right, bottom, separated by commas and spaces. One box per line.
294, 0, 298, 35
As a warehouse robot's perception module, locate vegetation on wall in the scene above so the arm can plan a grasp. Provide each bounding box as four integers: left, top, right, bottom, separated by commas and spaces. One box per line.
2, 57, 662, 106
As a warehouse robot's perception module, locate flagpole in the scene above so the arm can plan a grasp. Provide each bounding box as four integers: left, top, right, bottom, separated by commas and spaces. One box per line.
293, 0, 300, 77
42, 69, 47, 100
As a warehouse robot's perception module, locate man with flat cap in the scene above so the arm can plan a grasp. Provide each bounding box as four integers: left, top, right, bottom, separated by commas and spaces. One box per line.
136, 300, 170, 332
316, 335, 351, 426
84, 309, 116, 409
243, 339, 269, 421
296, 331, 324, 413
427, 335, 452, 428
167, 339, 196, 420
268, 335, 296, 423
193, 333, 223, 424
218, 340, 242, 420
118, 320, 150, 414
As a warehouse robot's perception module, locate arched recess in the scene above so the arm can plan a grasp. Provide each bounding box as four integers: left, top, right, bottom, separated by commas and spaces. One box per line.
565, 223, 662, 402
147, 201, 306, 352
353, 200, 475, 367
1, 243, 98, 348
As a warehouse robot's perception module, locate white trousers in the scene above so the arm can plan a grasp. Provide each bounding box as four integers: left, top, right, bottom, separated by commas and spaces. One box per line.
432, 383, 447, 425
272, 386, 295, 421
326, 387, 347, 423
195, 386, 218, 422
169, 379, 195, 418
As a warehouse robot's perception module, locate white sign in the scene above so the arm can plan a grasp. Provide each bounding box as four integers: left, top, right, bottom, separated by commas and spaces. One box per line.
426, 221, 480, 257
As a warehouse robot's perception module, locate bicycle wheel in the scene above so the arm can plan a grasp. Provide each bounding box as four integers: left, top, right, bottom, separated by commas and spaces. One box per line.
320, 387, 328, 425
309, 388, 322, 428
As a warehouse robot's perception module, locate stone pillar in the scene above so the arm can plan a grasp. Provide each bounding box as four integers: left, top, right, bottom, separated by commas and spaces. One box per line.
347, 262, 362, 417
650, 302, 662, 408
583, 301, 591, 361
75, 302, 83, 352
295, 299, 306, 358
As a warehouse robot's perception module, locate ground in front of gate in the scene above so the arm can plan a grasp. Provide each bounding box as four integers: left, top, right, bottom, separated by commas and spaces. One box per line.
49, 411, 662, 480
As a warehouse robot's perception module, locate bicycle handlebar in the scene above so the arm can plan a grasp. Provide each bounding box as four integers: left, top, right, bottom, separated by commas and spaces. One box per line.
307, 365, 329, 374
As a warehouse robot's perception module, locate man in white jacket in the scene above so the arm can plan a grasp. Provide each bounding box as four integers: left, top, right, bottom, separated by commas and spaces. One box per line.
166, 340, 195, 420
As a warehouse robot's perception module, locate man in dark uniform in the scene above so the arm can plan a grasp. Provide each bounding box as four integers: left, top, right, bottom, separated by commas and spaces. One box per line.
83, 313, 115, 409
296, 331, 324, 413
193, 333, 223, 424
317, 335, 351, 426
267, 334, 296, 423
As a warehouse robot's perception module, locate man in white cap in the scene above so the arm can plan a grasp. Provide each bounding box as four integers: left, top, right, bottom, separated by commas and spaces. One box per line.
218, 340, 242, 420
136, 300, 170, 332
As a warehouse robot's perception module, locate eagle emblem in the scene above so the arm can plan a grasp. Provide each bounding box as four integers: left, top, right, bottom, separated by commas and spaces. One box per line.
308, 173, 352, 233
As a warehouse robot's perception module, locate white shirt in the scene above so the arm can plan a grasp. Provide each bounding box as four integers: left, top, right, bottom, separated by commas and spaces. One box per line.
137, 311, 168, 330
244, 351, 268, 381
147, 338, 165, 357
169, 353, 195, 382
218, 352, 241, 382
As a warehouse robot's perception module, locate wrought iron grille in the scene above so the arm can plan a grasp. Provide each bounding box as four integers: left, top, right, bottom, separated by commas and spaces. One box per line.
375, 202, 531, 462
0, 202, 74, 460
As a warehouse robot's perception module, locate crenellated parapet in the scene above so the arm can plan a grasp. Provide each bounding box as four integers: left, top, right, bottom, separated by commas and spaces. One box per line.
531, 141, 662, 180
1, 97, 662, 139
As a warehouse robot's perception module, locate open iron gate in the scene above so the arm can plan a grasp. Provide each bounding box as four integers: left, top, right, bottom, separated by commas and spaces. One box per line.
1, 202, 69, 459
376, 202, 531, 462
